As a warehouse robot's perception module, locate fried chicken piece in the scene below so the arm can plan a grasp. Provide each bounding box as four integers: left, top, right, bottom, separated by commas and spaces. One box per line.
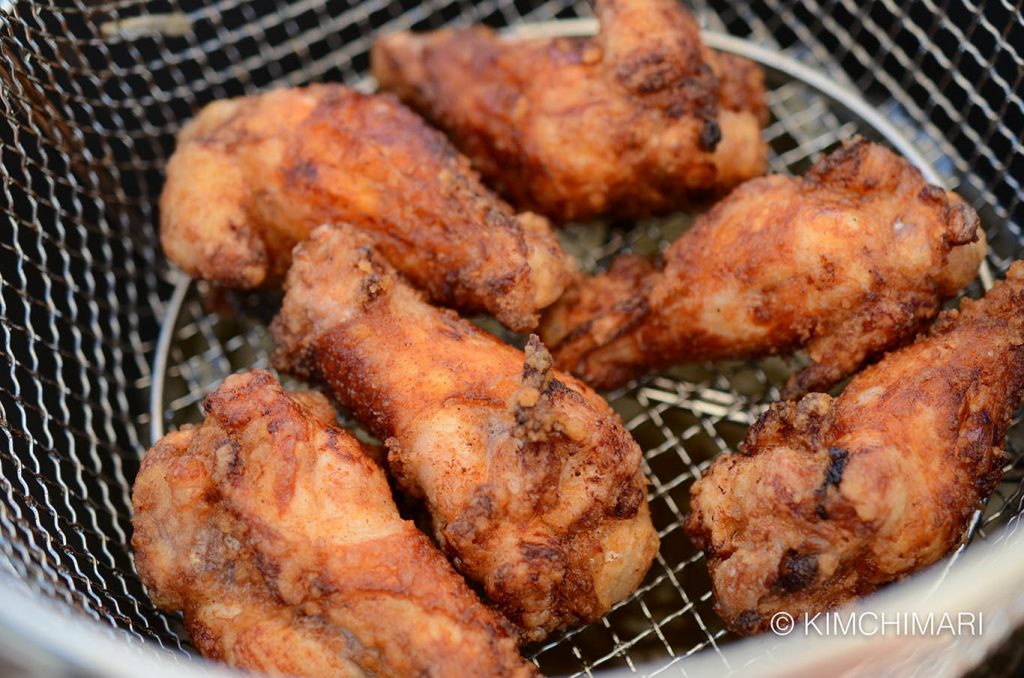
372, 0, 768, 223
132, 370, 534, 677
541, 139, 987, 395
159, 84, 571, 332
271, 224, 659, 641
686, 262, 1024, 634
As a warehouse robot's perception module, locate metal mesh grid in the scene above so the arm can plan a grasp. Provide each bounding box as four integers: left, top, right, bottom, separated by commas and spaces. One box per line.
0, 0, 1022, 676
151, 61, 1024, 675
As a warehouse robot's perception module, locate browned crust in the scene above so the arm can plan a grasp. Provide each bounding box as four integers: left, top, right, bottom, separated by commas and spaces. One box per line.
270, 224, 660, 641
686, 263, 1024, 634
159, 84, 571, 331
372, 0, 768, 222
540, 138, 987, 394
132, 370, 535, 676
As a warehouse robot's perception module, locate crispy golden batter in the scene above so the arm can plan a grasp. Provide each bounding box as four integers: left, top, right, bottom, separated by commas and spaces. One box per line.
271, 224, 659, 641
686, 263, 1024, 634
159, 84, 571, 332
372, 0, 768, 222
541, 139, 987, 395
132, 371, 534, 677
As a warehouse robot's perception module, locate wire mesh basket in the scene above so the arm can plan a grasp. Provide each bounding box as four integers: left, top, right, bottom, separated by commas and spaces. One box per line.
1, 1, 1023, 676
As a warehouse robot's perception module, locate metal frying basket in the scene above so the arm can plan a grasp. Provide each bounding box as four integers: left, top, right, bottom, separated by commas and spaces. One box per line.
1, 1, 1022, 676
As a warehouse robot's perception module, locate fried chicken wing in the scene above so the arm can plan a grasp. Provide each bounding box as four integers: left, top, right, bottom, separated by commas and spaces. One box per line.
160, 84, 571, 332
372, 0, 768, 222
541, 139, 987, 395
271, 224, 659, 641
686, 262, 1024, 634
132, 370, 534, 677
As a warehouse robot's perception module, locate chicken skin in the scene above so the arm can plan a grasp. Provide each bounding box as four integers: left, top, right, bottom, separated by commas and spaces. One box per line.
271, 224, 659, 641
132, 371, 534, 677
540, 140, 987, 395
686, 262, 1024, 634
160, 84, 571, 332
372, 0, 768, 223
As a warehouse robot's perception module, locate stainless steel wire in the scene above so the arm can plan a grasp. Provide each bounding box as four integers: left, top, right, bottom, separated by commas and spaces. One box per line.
1, 1, 1022, 676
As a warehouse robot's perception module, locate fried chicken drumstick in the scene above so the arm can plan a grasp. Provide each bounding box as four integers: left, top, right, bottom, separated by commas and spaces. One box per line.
160, 84, 571, 332
372, 0, 768, 222
541, 140, 987, 395
132, 371, 535, 677
271, 224, 659, 641
686, 262, 1024, 635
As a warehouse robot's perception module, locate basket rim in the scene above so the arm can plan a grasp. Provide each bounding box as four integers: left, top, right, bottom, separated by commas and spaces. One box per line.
0, 512, 1019, 677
